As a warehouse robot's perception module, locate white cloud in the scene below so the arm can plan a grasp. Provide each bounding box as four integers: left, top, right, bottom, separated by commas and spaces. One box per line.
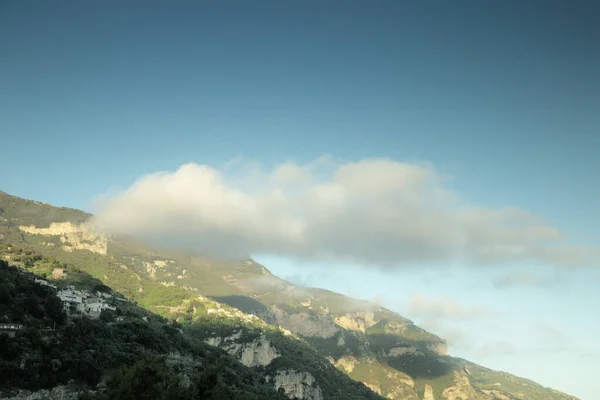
474, 341, 519, 358
492, 272, 551, 288
408, 294, 488, 320
91, 158, 598, 268
271, 162, 313, 186
534, 324, 568, 349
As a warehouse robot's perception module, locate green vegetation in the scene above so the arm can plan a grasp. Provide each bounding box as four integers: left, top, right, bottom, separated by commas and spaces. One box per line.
88, 355, 288, 400
0, 260, 286, 399
0, 260, 66, 329
0, 191, 90, 228
186, 320, 384, 400
303, 331, 367, 359
0, 258, 385, 399
344, 358, 418, 400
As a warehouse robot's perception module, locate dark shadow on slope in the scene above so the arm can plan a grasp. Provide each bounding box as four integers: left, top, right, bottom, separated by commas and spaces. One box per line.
303, 330, 370, 359
367, 333, 454, 379
386, 353, 454, 380
211, 295, 277, 324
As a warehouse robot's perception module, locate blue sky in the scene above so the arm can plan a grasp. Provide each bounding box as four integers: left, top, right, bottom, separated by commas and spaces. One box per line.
1, 1, 599, 398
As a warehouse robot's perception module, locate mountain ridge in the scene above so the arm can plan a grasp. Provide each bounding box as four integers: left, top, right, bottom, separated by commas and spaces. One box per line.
0, 190, 579, 400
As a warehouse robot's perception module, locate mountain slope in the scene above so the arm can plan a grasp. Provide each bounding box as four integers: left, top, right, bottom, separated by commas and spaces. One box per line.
0, 260, 288, 400
0, 256, 382, 400
0, 191, 579, 400
0, 192, 383, 400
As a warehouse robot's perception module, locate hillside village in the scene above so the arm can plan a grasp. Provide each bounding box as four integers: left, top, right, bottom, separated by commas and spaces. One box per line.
7, 266, 127, 321
0, 262, 132, 341
55, 284, 123, 318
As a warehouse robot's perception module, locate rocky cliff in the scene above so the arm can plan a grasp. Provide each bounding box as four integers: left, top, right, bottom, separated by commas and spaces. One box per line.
19, 222, 107, 255
267, 370, 323, 400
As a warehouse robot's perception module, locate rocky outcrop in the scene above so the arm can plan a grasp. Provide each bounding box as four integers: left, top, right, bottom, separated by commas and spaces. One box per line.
441, 371, 480, 400
481, 389, 511, 400
383, 321, 409, 334
364, 382, 382, 395
19, 222, 107, 255
384, 384, 419, 400
427, 342, 448, 356
267, 369, 323, 400
50, 268, 66, 280
204, 333, 280, 367
423, 384, 435, 400
385, 371, 414, 389
378, 321, 448, 356
203, 330, 326, 400
334, 356, 358, 373
334, 357, 417, 400
334, 311, 377, 333
271, 306, 339, 338
387, 346, 424, 357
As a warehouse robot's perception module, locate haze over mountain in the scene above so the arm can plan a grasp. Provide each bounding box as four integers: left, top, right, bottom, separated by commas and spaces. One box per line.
1, 1, 599, 399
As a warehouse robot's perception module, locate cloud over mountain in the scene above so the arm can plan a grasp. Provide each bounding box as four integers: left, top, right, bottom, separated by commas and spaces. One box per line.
408, 294, 488, 320
91, 158, 598, 268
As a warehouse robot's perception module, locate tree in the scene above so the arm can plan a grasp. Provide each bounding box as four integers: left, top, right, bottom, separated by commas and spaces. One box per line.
24, 258, 34, 269
99, 309, 116, 323
45, 295, 66, 324
101, 357, 189, 400
23, 294, 43, 318
0, 284, 12, 304
93, 284, 112, 294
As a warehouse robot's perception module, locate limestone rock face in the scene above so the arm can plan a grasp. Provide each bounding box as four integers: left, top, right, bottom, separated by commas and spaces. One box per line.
267, 369, 323, 400
423, 384, 435, 400
334, 311, 377, 333
271, 306, 339, 338
19, 222, 107, 255
364, 382, 382, 395
481, 390, 511, 400
441, 371, 480, 400
204, 333, 280, 367
427, 342, 449, 356
387, 346, 424, 357
334, 355, 358, 373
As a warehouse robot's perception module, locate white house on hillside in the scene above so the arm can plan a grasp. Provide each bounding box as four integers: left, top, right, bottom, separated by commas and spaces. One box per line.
56, 285, 122, 319
34, 278, 57, 289
58, 288, 85, 315
85, 297, 116, 318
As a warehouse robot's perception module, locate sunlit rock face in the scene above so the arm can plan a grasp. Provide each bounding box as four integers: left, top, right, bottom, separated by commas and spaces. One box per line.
267, 369, 324, 400
204, 333, 280, 367
19, 222, 108, 255
271, 305, 340, 338
423, 384, 435, 400
334, 311, 377, 333
442, 371, 480, 400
